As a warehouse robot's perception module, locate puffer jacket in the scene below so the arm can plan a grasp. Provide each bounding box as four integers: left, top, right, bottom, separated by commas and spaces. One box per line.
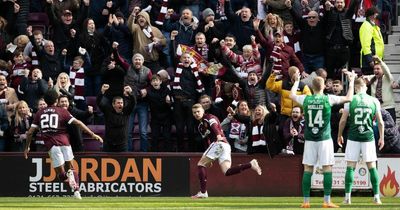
266, 74, 311, 116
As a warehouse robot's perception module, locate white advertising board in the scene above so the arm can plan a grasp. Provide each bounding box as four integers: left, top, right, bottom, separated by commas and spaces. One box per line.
311, 153, 371, 189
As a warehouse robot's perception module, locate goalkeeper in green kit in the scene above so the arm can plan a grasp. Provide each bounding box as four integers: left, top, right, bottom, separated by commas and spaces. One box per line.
337, 78, 384, 205
290, 70, 356, 208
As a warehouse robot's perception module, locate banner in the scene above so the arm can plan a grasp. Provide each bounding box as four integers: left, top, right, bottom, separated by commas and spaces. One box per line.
378, 158, 400, 197
311, 153, 370, 189
176, 44, 222, 75
0, 155, 189, 197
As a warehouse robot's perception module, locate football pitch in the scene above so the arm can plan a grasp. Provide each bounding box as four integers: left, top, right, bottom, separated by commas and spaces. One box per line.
0, 197, 399, 210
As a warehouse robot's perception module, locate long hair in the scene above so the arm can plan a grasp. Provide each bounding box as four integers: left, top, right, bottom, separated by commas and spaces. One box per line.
14, 101, 31, 127
263, 14, 284, 40
236, 100, 251, 117
54, 72, 71, 95
252, 104, 268, 124
0, 16, 7, 31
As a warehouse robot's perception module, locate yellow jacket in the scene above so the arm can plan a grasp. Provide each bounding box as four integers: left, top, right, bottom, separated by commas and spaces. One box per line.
359, 20, 384, 67
266, 74, 311, 116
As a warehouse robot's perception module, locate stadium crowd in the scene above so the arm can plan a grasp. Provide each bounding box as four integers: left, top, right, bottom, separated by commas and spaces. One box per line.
0, 0, 399, 154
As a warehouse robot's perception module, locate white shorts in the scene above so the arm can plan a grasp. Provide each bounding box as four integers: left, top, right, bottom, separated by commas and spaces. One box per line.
48, 145, 74, 168
345, 140, 377, 162
302, 140, 335, 166
203, 141, 232, 164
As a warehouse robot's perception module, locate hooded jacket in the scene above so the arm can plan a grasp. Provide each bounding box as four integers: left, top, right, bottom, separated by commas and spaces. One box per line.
127, 11, 166, 63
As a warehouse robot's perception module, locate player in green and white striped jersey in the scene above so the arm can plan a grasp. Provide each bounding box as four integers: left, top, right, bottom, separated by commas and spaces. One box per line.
290, 70, 356, 208
337, 78, 384, 205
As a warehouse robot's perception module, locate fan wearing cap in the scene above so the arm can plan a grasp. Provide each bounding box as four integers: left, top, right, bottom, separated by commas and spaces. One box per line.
198, 8, 226, 45
128, 10, 166, 73
45, 0, 89, 57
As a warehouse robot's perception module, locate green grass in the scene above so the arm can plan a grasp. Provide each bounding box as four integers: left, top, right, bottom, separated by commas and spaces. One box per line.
0, 197, 399, 209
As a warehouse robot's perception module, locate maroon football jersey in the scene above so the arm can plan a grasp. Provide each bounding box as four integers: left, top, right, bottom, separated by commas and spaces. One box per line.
198, 113, 227, 145
32, 106, 75, 150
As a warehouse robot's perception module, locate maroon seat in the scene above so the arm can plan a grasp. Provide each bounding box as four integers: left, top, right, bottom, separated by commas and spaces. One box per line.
27, 13, 50, 37
82, 125, 104, 151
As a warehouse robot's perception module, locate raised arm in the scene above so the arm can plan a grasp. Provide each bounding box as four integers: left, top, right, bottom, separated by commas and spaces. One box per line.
337, 106, 349, 147
338, 71, 356, 104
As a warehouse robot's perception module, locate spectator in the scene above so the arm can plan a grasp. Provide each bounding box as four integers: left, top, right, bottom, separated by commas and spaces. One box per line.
363, 56, 396, 121
291, 0, 320, 19
23, 30, 47, 70
18, 68, 48, 113
282, 21, 301, 60
164, 8, 199, 46
9, 50, 31, 95
282, 106, 305, 154
198, 8, 226, 45
8, 100, 32, 152
264, 0, 293, 22
259, 13, 284, 41
324, 0, 357, 79
101, 43, 129, 99
221, 100, 250, 153
146, 75, 173, 152
378, 109, 400, 153
301, 68, 328, 90
0, 103, 8, 151
127, 11, 166, 73
58, 95, 93, 152
97, 84, 135, 152
30, 98, 47, 152
172, 52, 205, 151
27, 27, 62, 82
359, 7, 384, 75
45, 0, 89, 58
0, 16, 11, 60
51, 72, 74, 104
103, 12, 133, 63
224, 0, 255, 49
288, 8, 325, 74
62, 49, 91, 110
78, 18, 110, 96
0, 74, 19, 119
266, 66, 311, 121
124, 53, 152, 152
220, 35, 262, 78
199, 94, 224, 121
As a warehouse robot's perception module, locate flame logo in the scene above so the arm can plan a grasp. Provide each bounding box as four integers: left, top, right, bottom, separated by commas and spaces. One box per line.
380, 166, 400, 197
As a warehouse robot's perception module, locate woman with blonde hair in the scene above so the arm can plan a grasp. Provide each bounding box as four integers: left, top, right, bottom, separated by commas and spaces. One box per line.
228, 103, 280, 155
52, 72, 74, 103
262, 13, 284, 41
9, 100, 32, 151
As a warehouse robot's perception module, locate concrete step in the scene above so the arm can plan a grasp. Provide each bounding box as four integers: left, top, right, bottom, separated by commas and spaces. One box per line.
384, 44, 400, 55
388, 34, 400, 44
394, 25, 400, 32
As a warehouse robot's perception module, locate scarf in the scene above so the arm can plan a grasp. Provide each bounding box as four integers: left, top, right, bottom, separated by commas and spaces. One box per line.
271, 45, 282, 73
155, 0, 168, 26
194, 44, 209, 60
172, 63, 204, 93
142, 26, 154, 40
375, 76, 383, 103
250, 122, 266, 147
69, 67, 85, 100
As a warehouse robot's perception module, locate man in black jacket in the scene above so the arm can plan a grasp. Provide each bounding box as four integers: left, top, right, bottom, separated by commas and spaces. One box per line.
97, 84, 136, 152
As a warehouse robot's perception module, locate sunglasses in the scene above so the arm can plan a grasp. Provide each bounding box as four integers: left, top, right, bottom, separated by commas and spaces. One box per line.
307, 16, 317, 19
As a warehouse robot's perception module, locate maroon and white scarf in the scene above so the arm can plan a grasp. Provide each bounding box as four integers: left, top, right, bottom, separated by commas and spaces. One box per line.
69, 67, 85, 100
155, 0, 168, 26
250, 122, 266, 147
172, 63, 204, 93
142, 26, 154, 40
271, 45, 282, 73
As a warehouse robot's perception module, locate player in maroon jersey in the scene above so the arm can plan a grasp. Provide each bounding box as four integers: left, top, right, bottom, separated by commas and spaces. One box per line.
191, 103, 262, 199
24, 90, 103, 199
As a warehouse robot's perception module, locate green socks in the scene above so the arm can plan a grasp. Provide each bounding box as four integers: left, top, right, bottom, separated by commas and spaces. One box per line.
369, 167, 379, 195
323, 172, 333, 196
302, 171, 313, 198
345, 167, 355, 193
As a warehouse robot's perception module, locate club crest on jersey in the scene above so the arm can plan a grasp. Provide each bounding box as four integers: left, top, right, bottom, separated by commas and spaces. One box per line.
312, 127, 319, 134
358, 125, 365, 133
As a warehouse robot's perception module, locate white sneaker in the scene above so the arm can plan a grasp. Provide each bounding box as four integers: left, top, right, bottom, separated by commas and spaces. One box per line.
191, 191, 208, 199
67, 169, 78, 190
373, 198, 382, 205
343, 199, 351, 204
74, 191, 82, 200
250, 159, 262, 175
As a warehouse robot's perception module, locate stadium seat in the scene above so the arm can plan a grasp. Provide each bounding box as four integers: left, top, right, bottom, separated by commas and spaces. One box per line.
85, 96, 104, 124
82, 125, 105, 151
27, 13, 50, 38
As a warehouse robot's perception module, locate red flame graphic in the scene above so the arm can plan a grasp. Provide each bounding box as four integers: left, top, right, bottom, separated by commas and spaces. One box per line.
380, 166, 400, 197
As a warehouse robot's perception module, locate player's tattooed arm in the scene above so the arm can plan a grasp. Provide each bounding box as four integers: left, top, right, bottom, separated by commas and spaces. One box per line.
24, 127, 39, 159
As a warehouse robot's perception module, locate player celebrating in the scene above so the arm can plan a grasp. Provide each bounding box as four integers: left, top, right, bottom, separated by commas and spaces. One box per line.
24, 90, 103, 199
337, 78, 384, 205
289, 71, 355, 208
191, 104, 262, 199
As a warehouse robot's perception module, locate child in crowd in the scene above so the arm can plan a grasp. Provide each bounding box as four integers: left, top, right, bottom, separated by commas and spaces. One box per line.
9, 50, 31, 95
146, 75, 173, 152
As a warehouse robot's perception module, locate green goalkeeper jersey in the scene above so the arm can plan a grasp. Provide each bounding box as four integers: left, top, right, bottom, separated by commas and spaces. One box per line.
303, 94, 332, 141
347, 93, 377, 142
